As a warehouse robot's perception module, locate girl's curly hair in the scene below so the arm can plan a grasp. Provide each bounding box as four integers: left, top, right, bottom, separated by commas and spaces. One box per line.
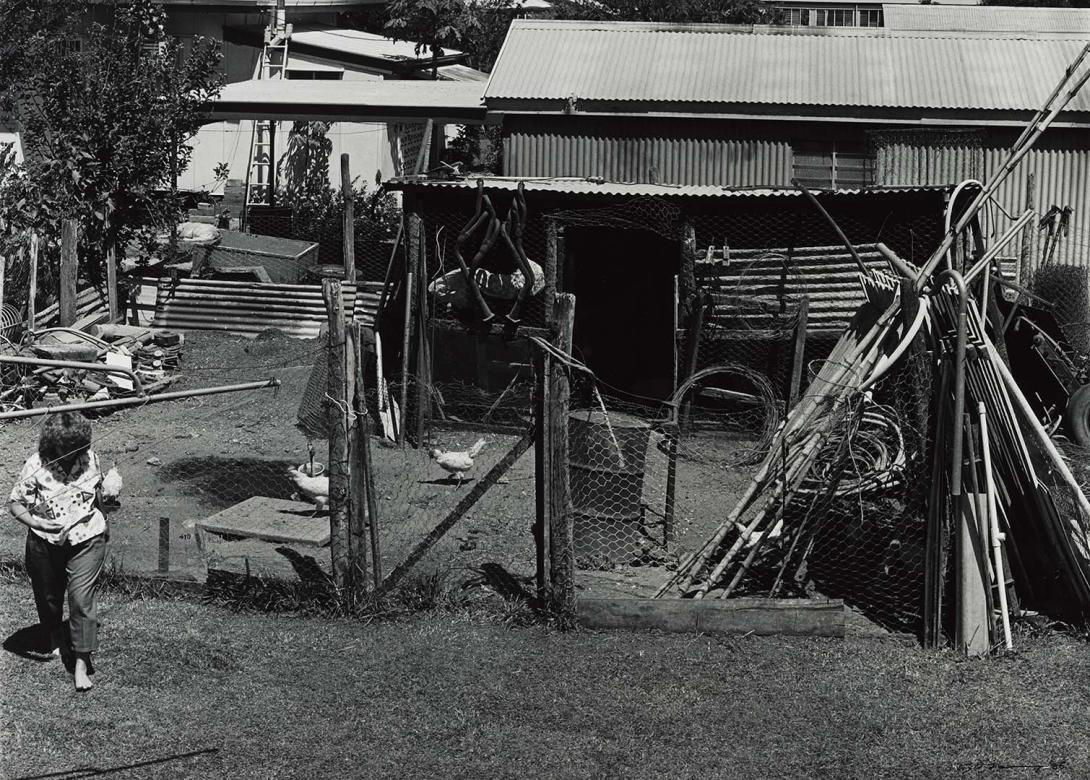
38, 412, 93, 479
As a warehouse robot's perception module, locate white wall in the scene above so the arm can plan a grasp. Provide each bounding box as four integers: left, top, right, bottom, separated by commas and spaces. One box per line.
169, 9, 401, 196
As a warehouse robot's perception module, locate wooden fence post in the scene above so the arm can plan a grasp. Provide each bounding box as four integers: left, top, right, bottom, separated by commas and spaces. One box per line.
59, 219, 78, 327
323, 279, 354, 595
26, 233, 38, 330
341, 153, 356, 284
355, 334, 382, 588
534, 342, 552, 594
548, 293, 576, 615
1018, 171, 1036, 288
346, 320, 368, 593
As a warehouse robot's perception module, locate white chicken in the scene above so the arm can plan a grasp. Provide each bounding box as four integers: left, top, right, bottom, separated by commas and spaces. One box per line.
287, 466, 330, 514
101, 464, 123, 506
429, 438, 486, 486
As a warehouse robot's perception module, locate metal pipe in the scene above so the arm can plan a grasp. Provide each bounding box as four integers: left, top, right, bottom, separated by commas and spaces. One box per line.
978, 401, 1013, 651
874, 243, 916, 279
0, 378, 280, 421
934, 269, 968, 498
962, 210, 1036, 286
944, 179, 984, 271
0, 354, 144, 395
791, 179, 870, 277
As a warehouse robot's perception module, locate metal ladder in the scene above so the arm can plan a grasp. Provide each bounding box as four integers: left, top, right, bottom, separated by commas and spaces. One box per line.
242, 2, 291, 229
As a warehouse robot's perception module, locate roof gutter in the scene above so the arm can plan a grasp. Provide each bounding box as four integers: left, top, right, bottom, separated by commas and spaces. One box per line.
486, 106, 1090, 130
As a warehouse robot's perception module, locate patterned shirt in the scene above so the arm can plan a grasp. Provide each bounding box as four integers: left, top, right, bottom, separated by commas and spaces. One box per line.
10, 451, 106, 546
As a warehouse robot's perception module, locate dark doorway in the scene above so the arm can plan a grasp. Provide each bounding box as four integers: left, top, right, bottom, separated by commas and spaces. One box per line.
564, 227, 681, 400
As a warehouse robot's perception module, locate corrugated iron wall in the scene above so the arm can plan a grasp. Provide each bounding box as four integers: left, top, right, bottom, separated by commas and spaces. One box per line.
986, 142, 1090, 270
504, 121, 791, 187
871, 129, 986, 188
873, 128, 1089, 269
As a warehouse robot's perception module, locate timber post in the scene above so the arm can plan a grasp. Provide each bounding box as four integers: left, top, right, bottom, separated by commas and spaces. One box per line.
548, 293, 577, 616
1018, 172, 1036, 288
59, 219, 78, 327
26, 233, 38, 330
323, 279, 353, 595
341, 153, 356, 284
346, 320, 368, 594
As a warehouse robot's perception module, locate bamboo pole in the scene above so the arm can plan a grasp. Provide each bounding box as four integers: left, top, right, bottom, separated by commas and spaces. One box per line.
0, 378, 279, 421
399, 270, 413, 446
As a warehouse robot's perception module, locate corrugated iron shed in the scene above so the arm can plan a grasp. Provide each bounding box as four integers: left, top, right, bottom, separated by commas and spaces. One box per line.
485, 20, 1090, 115
884, 5, 1090, 34
389, 176, 951, 199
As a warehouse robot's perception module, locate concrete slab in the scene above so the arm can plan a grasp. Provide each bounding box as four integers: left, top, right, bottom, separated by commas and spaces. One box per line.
198, 496, 330, 547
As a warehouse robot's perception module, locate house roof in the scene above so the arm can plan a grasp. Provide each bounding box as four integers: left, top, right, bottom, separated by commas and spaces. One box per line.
484, 20, 1090, 117
208, 79, 488, 124
224, 24, 467, 75
883, 5, 1090, 33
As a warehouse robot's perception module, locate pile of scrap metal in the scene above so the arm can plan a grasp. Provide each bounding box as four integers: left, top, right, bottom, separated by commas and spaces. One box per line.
657, 42, 1090, 653
0, 323, 183, 415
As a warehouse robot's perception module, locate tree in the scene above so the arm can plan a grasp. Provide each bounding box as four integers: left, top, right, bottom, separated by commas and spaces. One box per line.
384, 0, 484, 61
549, 0, 783, 24
0, 0, 223, 302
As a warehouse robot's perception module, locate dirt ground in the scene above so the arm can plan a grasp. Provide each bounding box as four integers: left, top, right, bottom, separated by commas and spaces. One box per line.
0, 331, 580, 593
0, 331, 810, 608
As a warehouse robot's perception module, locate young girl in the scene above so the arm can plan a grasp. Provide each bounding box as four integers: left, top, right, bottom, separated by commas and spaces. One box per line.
9, 411, 107, 692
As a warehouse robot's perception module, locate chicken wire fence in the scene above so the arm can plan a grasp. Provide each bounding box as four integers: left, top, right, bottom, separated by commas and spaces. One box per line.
562, 348, 931, 633
0, 331, 321, 578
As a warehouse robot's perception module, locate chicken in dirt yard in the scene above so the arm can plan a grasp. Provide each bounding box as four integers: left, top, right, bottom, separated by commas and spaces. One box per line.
101, 464, 123, 507
287, 467, 329, 515
429, 438, 486, 486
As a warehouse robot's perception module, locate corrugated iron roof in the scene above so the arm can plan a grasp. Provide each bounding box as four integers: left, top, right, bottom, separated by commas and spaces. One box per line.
210, 80, 487, 124
485, 20, 1090, 113
152, 278, 381, 340
389, 176, 951, 198
223, 24, 467, 75
884, 5, 1090, 33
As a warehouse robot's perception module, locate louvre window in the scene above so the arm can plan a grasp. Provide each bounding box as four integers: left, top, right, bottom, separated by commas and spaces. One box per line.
792, 141, 875, 189
778, 5, 884, 27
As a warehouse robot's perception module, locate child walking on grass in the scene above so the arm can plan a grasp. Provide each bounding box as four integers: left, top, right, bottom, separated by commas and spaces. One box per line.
9, 411, 108, 692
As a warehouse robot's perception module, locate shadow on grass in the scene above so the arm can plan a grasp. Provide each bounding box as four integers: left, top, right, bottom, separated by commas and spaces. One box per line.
156, 457, 298, 508
2, 624, 52, 662
11, 747, 219, 779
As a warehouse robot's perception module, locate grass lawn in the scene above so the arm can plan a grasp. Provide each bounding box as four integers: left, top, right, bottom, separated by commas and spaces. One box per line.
3, 579, 1090, 780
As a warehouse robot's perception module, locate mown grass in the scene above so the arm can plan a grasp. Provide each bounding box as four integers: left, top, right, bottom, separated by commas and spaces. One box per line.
3, 576, 1090, 780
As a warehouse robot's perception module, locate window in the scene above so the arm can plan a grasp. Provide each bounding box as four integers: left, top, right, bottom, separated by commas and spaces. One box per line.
778, 5, 884, 27
59, 39, 82, 56
792, 141, 875, 189
812, 8, 856, 26
858, 8, 883, 26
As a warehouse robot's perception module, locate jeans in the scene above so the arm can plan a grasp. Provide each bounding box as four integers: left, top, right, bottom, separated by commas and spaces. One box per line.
25, 530, 106, 653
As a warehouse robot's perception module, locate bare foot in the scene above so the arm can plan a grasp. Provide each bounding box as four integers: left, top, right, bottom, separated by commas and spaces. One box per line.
74, 656, 94, 691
